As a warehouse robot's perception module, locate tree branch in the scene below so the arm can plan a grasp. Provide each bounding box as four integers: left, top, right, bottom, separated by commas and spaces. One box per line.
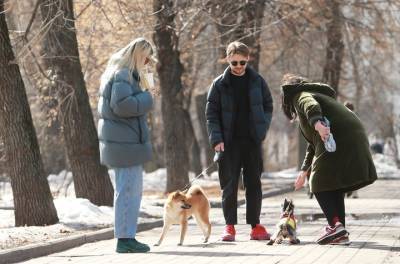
23, 0, 41, 40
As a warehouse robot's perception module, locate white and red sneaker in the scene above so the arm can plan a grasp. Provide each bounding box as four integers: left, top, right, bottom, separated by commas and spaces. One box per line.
316, 222, 347, 245
329, 233, 351, 245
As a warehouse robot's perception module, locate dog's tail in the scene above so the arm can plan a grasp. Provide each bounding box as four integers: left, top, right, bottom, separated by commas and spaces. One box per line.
188, 185, 206, 196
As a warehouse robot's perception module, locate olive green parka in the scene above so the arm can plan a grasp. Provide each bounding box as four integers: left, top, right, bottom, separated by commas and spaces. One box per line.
282, 82, 377, 193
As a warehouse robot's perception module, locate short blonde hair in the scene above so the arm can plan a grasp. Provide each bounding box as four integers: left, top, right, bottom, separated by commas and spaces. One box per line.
226, 41, 250, 57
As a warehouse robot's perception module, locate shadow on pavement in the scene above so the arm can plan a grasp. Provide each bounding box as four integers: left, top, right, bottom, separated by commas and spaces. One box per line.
150, 251, 289, 257
51, 254, 112, 258
349, 241, 400, 252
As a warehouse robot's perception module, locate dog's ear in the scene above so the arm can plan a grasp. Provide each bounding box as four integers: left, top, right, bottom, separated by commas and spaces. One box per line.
283, 198, 289, 209
172, 192, 180, 199
287, 199, 295, 214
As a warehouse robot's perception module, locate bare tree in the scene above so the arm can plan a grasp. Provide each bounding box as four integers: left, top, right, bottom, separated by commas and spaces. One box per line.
195, 92, 214, 168
0, 0, 58, 226
39, 0, 113, 206
205, 1, 244, 72
204, 1, 266, 70
153, 0, 190, 192
6, 0, 67, 175
322, 0, 344, 92
240, 0, 266, 71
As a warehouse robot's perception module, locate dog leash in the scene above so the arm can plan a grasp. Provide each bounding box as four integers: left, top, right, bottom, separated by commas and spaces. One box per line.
180, 161, 218, 192
180, 150, 224, 192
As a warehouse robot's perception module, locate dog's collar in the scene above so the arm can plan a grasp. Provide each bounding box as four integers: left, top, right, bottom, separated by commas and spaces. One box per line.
281, 212, 293, 218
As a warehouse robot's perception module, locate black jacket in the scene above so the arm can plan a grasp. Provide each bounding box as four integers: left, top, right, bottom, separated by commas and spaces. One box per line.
206, 66, 273, 147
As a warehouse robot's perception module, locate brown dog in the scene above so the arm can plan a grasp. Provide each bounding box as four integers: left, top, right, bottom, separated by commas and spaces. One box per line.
154, 185, 211, 246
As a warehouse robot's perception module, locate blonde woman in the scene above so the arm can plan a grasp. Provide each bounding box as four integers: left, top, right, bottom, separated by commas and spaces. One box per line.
98, 38, 155, 253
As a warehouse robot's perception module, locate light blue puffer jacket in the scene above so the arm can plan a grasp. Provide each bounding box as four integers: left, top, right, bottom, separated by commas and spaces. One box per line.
98, 68, 153, 168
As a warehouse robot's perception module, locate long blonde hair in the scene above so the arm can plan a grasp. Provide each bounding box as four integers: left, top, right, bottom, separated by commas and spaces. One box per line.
101, 37, 154, 89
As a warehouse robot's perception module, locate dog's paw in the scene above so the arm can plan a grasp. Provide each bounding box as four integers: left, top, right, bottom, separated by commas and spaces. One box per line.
154, 243, 160, 246
177, 243, 183, 246
290, 238, 300, 244
203, 239, 208, 243
267, 240, 274, 245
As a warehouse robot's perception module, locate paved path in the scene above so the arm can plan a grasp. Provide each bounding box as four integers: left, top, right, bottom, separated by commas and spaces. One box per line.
17, 179, 400, 264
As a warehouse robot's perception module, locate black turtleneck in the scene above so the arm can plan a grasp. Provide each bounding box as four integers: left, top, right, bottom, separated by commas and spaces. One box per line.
230, 70, 250, 139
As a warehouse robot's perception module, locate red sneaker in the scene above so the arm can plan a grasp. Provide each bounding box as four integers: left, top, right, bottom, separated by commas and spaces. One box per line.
250, 224, 270, 240
221, 225, 236, 241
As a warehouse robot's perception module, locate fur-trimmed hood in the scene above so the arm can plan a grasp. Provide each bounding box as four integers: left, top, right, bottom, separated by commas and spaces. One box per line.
281, 82, 336, 105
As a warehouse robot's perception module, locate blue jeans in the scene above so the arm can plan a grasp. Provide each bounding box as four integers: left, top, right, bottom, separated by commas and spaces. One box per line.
114, 165, 143, 238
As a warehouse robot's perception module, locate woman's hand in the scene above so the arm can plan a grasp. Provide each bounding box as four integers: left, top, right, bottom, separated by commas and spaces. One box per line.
314, 120, 330, 142
214, 142, 224, 152
294, 170, 308, 190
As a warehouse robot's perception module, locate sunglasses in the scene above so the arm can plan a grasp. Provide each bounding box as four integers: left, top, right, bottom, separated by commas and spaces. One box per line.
230, 60, 247, 66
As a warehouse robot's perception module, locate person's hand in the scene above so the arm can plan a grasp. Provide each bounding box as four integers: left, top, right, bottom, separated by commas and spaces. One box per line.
214, 142, 224, 152
314, 120, 330, 142
294, 170, 308, 190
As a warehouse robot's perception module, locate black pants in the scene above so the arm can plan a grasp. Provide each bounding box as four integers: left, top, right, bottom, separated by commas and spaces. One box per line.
314, 190, 346, 227
218, 139, 263, 225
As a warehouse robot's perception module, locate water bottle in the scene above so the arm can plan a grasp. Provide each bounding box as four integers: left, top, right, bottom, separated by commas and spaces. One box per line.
321, 117, 336, 152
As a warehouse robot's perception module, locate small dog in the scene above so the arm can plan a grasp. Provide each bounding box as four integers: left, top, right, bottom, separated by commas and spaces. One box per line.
267, 198, 300, 245
154, 185, 211, 246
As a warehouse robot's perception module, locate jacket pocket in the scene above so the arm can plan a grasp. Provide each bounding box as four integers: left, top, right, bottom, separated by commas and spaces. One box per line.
138, 116, 149, 143
123, 118, 141, 143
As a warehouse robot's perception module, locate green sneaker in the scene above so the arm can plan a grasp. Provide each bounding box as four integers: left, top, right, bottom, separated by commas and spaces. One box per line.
116, 238, 150, 253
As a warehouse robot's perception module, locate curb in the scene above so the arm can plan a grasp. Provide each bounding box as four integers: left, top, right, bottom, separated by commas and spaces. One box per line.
0, 219, 163, 264
210, 183, 294, 208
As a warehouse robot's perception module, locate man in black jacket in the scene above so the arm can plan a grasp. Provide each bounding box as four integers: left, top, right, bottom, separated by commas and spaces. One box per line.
206, 41, 273, 241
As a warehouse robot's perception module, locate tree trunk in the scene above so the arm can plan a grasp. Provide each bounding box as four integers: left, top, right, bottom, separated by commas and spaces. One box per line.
144, 110, 165, 172
322, 0, 344, 92
153, 0, 190, 192
0, 0, 58, 226
183, 110, 202, 176
6, 0, 67, 175
39, 0, 113, 206
209, 1, 266, 72
241, 0, 267, 172
210, 2, 244, 73
241, 0, 266, 71
195, 92, 214, 168
344, 25, 363, 110
386, 113, 400, 168
190, 136, 203, 175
